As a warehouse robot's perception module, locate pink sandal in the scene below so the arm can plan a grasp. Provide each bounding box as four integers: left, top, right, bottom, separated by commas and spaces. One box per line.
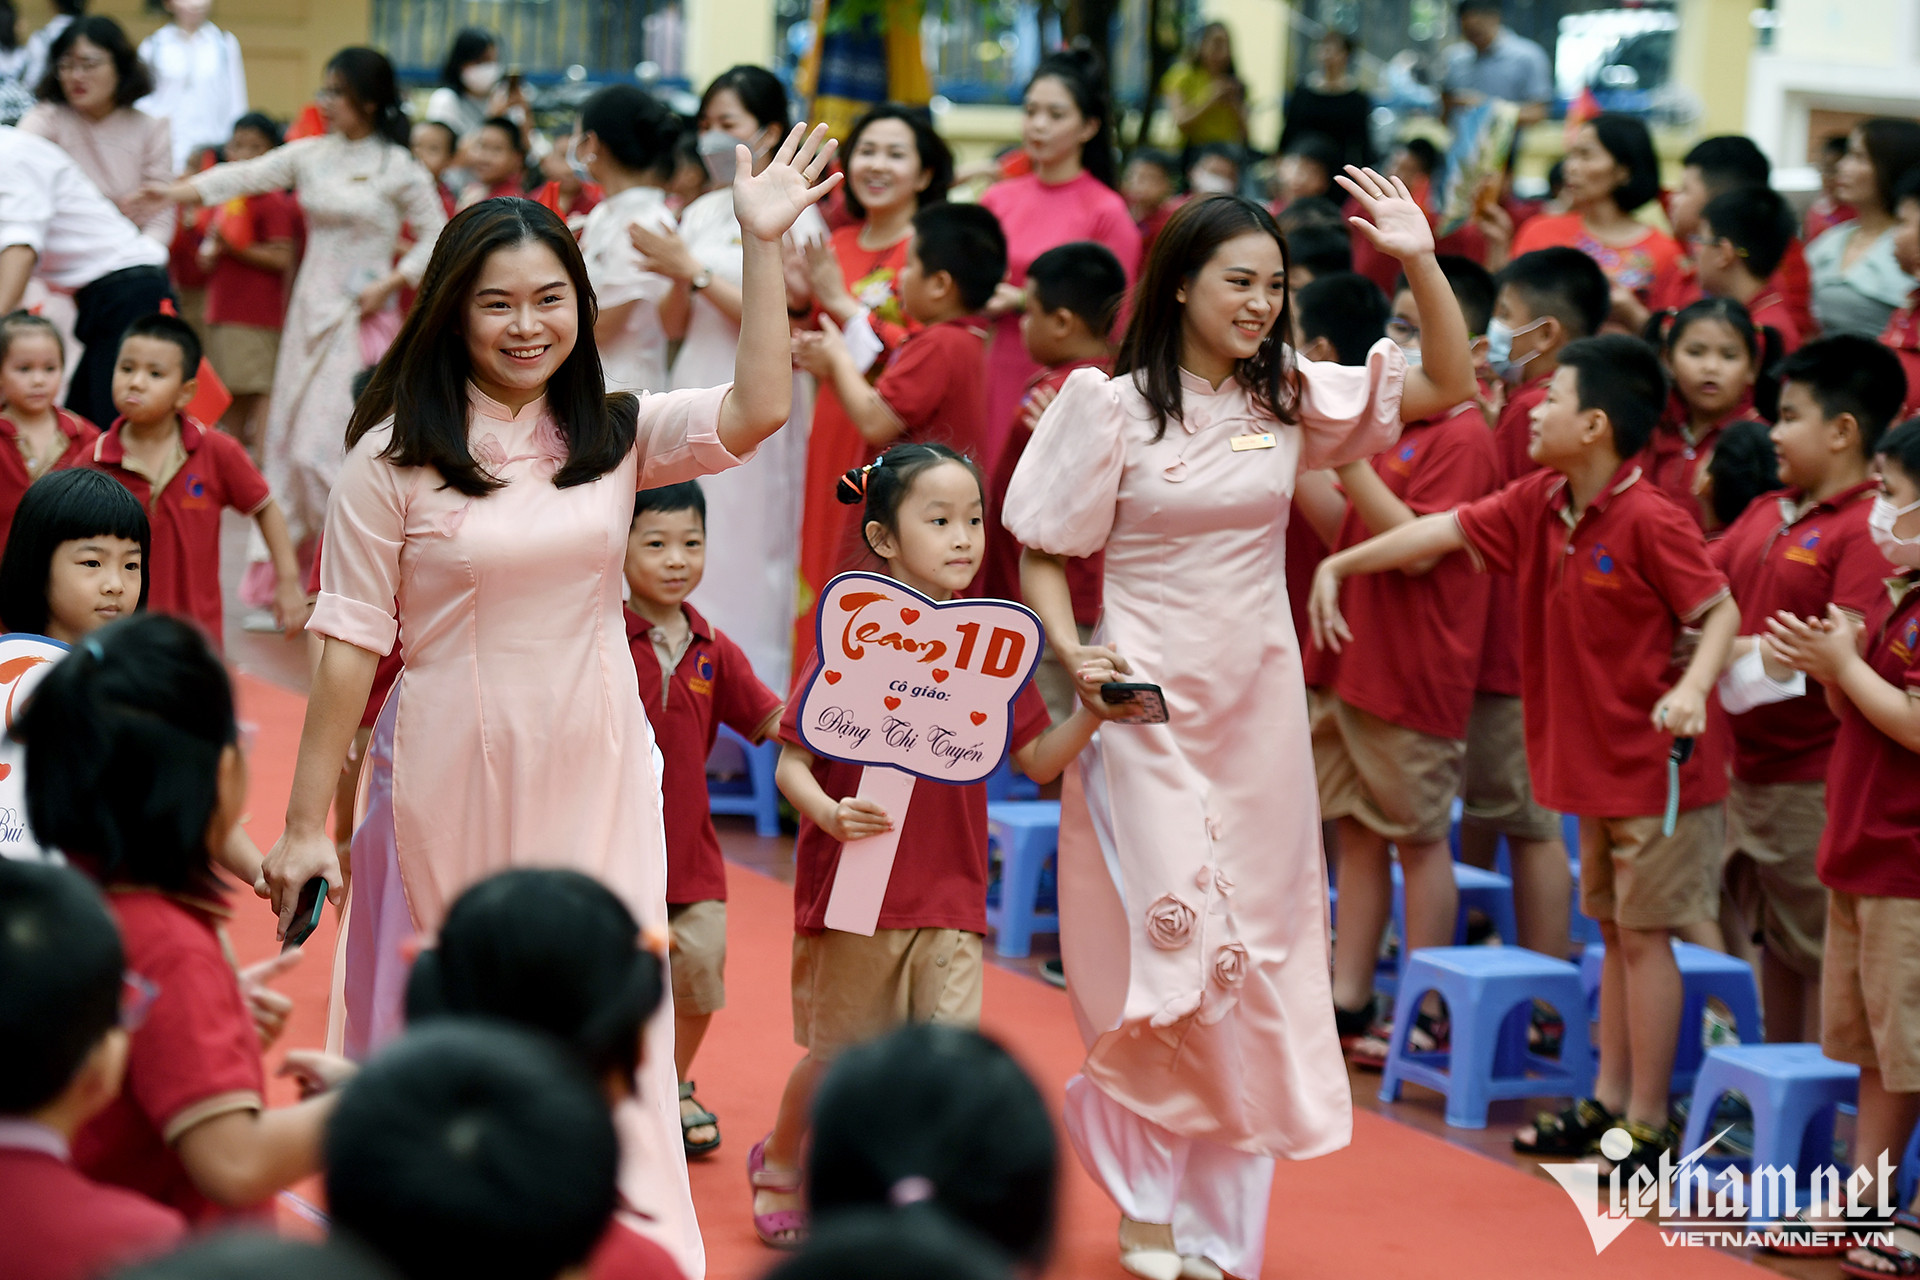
748, 1134, 807, 1249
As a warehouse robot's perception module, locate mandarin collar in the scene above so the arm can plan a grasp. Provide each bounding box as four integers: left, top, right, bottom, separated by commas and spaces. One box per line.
467, 382, 548, 425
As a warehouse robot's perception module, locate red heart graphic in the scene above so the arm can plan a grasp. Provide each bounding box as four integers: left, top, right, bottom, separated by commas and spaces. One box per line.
899, 607, 920, 624
885, 696, 902, 710
970, 711, 987, 726
0, 762, 11, 781
931, 668, 949, 683
823, 670, 842, 684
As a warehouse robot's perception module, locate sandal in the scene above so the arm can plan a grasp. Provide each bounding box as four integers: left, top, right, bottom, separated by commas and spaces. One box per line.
1841, 1210, 1920, 1278
1346, 1007, 1449, 1073
679, 1080, 721, 1158
1334, 1000, 1375, 1050
1513, 1096, 1616, 1156
1118, 1217, 1181, 1280
1527, 1003, 1565, 1057
1762, 1208, 1851, 1259
747, 1134, 806, 1250
1600, 1119, 1674, 1181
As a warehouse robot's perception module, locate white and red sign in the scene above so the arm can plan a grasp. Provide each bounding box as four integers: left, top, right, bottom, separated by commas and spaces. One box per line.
796, 573, 1043, 934
0, 634, 68, 863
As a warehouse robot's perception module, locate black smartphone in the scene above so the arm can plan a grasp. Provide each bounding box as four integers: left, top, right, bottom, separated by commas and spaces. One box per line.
283, 876, 327, 953
1100, 682, 1169, 725
1669, 736, 1695, 766
505, 70, 523, 92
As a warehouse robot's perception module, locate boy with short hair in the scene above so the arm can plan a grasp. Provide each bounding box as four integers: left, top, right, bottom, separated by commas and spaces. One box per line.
1293, 265, 1503, 1065
1711, 338, 1906, 1044
623, 480, 782, 1159
1696, 186, 1802, 352
1656, 134, 1814, 336
1283, 222, 1352, 289
982, 240, 1125, 720
87, 314, 304, 647
1310, 335, 1742, 1173
0, 862, 186, 1280
1120, 149, 1181, 254
794, 203, 1008, 464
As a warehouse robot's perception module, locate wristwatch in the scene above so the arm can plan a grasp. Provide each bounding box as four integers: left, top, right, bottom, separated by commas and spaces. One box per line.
690, 269, 713, 292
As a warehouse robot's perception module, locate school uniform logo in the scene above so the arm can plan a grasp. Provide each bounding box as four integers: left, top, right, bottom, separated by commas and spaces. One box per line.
1385, 441, 1417, 476
1893, 616, 1919, 666
1582, 543, 1620, 589
1785, 527, 1822, 566
689, 649, 714, 697
182, 474, 210, 510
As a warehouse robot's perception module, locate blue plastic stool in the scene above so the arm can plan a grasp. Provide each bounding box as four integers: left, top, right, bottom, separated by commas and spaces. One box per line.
984, 757, 1040, 803
985, 800, 1061, 958
1579, 941, 1763, 1096
1562, 814, 1604, 946
1678, 1044, 1858, 1177
1899, 1116, 1920, 1209
1389, 861, 1519, 957
1378, 946, 1594, 1129
706, 724, 781, 837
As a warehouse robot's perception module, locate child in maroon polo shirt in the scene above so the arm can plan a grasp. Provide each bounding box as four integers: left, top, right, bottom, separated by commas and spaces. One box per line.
1310, 335, 1742, 1177
1643, 298, 1765, 520
0, 314, 99, 569
622, 481, 781, 1159
0, 862, 185, 1280
1768, 419, 1920, 1262
1696, 187, 1803, 355
87, 314, 305, 649
1711, 337, 1905, 1044
16, 615, 354, 1225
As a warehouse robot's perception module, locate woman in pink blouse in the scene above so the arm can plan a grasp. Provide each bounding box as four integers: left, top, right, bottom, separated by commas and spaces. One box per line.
978, 49, 1140, 466
20, 16, 174, 244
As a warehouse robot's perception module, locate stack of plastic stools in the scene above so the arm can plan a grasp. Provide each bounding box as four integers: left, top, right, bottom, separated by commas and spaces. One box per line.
1579, 941, 1763, 1095
1378, 945, 1594, 1128
985, 800, 1060, 958
1679, 1044, 1858, 1176
706, 724, 781, 837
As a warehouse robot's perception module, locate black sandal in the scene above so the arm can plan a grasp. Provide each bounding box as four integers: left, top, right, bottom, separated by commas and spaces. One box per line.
1841, 1210, 1920, 1278
1762, 1209, 1850, 1259
680, 1080, 721, 1158
1347, 1007, 1449, 1073
1601, 1119, 1673, 1181
1513, 1096, 1615, 1156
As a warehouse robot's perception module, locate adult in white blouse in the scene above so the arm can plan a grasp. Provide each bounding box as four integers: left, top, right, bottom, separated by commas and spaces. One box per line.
19, 16, 173, 245
575, 85, 679, 396
628, 65, 826, 686
145, 48, 446, 550
0, 126, 172, 428
17, 0, 78, 91
136, 0, 247, 175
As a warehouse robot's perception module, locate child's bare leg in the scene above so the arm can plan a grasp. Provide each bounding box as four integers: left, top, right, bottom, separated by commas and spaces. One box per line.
1616, 922, 1682, 1128
1675, 918, 1726, 951
1851, 1070, 1920, 1214
1508, 835, 1572, 959
1456, 817, 1499, 871
1760, 949, 1820, 1044
756, 1055, 822, 1221
1592, 920, 1631, 1115
1330, 818, 1391, 1012
1398, 835, 1459, 954
676, 1011, 716, 1145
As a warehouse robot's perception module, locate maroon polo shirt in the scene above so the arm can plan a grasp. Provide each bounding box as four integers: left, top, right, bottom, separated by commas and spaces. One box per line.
983, 358, 1107, 622
0, 1127, 184, 1280
0, 409, 99, 570
875, 317, 992, 461
1819, 573, 1920, 898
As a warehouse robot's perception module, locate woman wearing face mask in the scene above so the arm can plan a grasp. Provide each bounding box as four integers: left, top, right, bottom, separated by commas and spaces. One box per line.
425, 28, 506, 143
20, 16, 174, 244
626, 64, 828, 686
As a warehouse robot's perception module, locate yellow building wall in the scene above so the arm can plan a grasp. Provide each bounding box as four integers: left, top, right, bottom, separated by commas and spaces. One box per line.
13, 0, 372, 120
1670, 0, 1758, 137
684, 0, 777, 95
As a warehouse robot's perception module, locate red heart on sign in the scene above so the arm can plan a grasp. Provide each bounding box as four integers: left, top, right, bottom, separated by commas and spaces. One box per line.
823, 670, 842, 684
970, 711, 987, 726
930, 668, 949, 683
899, 607, 920, 624
0, 762, 11, 781
885, 696, 902, 710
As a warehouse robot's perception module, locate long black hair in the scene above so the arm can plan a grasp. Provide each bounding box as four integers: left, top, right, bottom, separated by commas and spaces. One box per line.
0, 469, 150, 636
840, 103, 954, 222
16, 614, 235, 892
1117, 194, 1298, 441
1585, 113, 1663, 214
35, 15, 152, 106
579, 84, 682, 179
348, 198, 636, 497
326, 46, 411, 148
1027, 49, 1118, 190
700, 64, 788, 135
439, 27, 498, 94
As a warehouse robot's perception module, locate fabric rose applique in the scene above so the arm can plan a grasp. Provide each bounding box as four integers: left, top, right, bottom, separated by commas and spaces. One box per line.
1144, 893, 1197, 950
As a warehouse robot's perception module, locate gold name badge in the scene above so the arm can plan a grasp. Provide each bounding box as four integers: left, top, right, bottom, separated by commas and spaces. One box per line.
1230, 432, 1276, 451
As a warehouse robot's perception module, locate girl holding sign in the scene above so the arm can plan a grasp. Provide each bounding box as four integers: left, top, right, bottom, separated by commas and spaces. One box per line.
256, 128, 843, 1279
1002, 181, 1477, 1280
758, 441, 1125, 1249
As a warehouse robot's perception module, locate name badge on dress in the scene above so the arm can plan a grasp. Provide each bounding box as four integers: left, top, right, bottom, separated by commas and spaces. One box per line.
1230, 432, 1276, 451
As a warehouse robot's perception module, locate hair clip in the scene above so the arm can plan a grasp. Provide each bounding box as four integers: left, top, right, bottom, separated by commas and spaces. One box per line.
888, 1175, 936, 1208
852, 460, 880, 499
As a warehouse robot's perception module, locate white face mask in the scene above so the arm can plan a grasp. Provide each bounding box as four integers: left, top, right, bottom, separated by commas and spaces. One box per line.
699, 130, 741, 186
1485, 315, 1547, 383
1869, 492, 1920, 568
1189, 169, 1235, 195
462, 61, 500, 96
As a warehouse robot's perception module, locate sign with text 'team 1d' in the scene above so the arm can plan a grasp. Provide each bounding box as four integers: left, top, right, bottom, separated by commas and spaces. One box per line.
797, 572, 1044, 934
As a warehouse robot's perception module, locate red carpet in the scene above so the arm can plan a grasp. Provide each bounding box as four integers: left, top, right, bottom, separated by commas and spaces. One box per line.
223, 672, 1771, 1279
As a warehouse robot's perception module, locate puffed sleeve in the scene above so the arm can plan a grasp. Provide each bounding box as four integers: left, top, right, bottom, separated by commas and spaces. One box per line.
1001, 366, 1128, 559
1296, 337, 1408, 472
633, 384, 749, 488
308, 426, 406, 656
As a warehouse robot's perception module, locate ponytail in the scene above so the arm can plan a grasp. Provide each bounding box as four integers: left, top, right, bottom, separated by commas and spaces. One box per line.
325, 47, 411, 150
835, 443, 982, 559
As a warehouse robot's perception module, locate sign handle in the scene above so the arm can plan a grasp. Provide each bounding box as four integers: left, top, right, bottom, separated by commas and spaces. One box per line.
822, 765, 918, 936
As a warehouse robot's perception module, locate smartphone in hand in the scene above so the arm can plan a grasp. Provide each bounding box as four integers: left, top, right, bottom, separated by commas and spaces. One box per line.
1100, 682, 1170, 725
283, 876, 327, 953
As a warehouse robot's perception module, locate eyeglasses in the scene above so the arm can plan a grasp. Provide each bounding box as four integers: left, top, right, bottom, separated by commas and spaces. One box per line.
120, 971, 158, 1032
56, 56, 109, 75
1386, 317, 1420, 344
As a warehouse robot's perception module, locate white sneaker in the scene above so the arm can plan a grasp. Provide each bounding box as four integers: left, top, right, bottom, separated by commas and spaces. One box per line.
1180, 1257, 1224, 1280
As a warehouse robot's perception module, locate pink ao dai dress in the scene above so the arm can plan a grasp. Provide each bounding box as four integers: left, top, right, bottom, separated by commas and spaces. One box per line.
1000, 343, 1408, 1278
309, 383, 742, 1280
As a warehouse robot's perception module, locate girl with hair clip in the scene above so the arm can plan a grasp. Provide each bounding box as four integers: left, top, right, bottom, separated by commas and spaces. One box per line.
1644, 296, 1776, 524
979, 50, 1141, 468
259, 127, 840, 1279
759, 442, 1125, 1249
1001, 173, 1477, 1280
143, 47, 449, 556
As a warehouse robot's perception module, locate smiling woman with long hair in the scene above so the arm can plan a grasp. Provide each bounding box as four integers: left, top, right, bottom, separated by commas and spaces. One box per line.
254, 129, 841, 1279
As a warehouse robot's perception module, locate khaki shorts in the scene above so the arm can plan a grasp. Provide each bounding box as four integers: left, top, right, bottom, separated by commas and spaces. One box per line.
1821, 891, 1920, 1091
1725, 778, 1828, 977
791, 927, 982, 1061
667, 899, 727, 1016
1460, 693, 1563, 843
1311, 691, 1464, 845
1579, 807, 1725, 931
1033, 623, 1096, 725
205, 323, 280, 396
